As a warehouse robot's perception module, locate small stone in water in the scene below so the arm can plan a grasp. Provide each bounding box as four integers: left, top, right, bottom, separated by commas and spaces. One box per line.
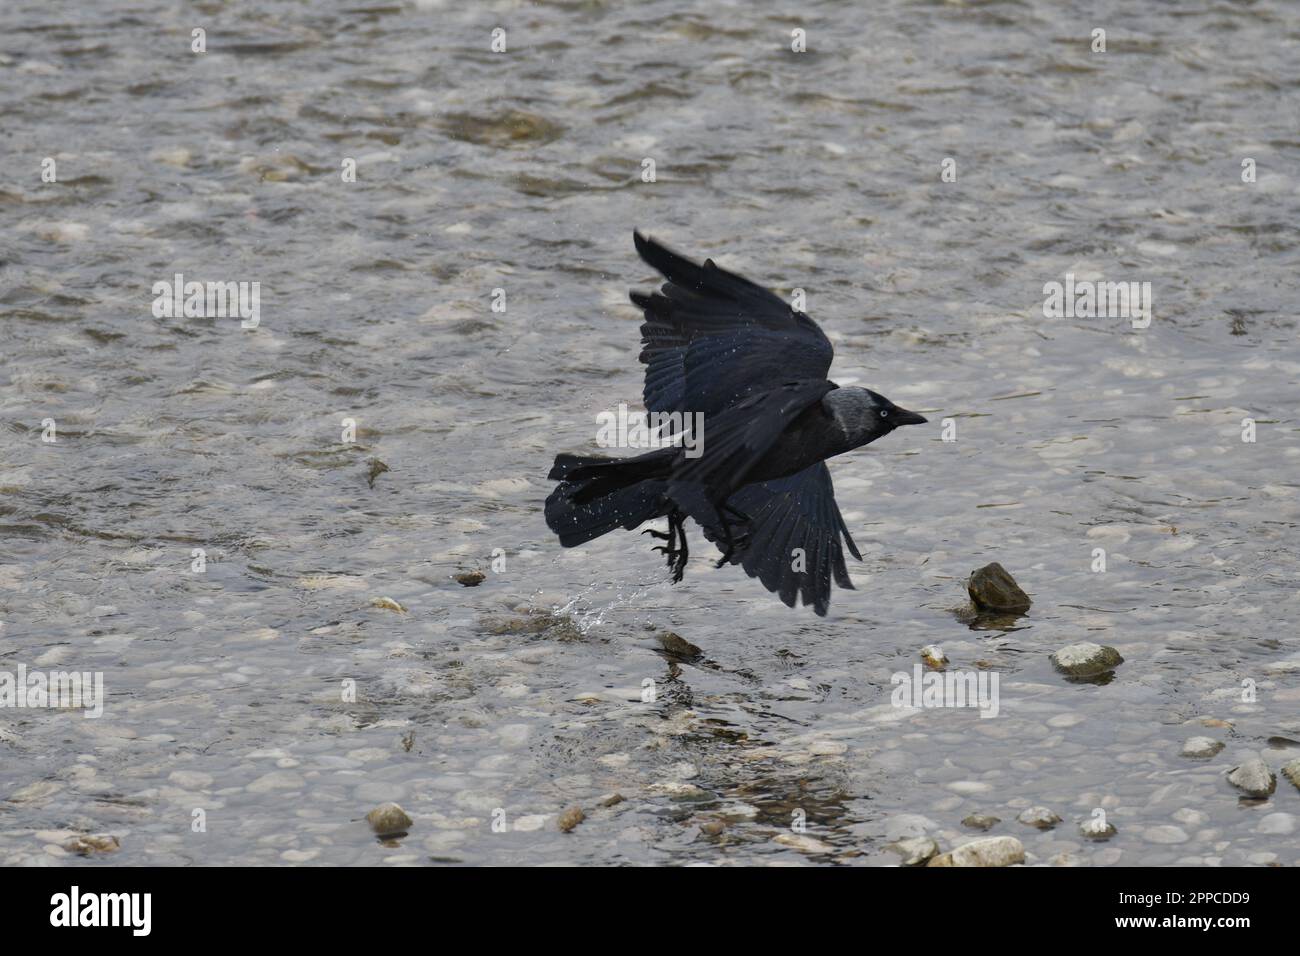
64, 834, 119, 855
966, 562, 1031, 613
1227, 758, 1276, 798
1282, 759, 1300, 792
557, 806, 585, 832
599, 793, 625, 808
700, 819, 726, 837
927, 836, 1025, 868
655, 631, 702, 658
370, 596, 406, 613
1180, 736, 1224, 759
1050, 642, 1124, 677
366, 458, 389, 488
1079, 816, 1118, 840
961, 813, 1001, 831
1017, 806, 1062, 830
774, 832, 834, 854
920, 644, 948, 670
455, 570, 486, 587
886, 836, 940, 866
366, 802, 413, 837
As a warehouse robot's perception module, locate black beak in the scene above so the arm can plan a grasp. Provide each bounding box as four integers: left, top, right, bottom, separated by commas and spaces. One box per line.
892, 407, 928, 427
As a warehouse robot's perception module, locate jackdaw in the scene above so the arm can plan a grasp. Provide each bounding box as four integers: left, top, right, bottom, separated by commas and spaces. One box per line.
545, 231, 927, 615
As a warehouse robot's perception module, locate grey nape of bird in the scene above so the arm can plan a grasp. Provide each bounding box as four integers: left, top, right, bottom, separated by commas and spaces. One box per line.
544, 230, 928, 616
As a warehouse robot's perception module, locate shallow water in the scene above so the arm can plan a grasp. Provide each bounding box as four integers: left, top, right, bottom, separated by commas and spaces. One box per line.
2, 0, 1299, 866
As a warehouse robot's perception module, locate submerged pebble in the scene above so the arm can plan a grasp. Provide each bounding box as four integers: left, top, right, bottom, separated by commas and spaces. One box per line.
886, 836, 940, 866
1181, 737, 1224, 759
774, 832, 834, 854
63, 834, 120, 855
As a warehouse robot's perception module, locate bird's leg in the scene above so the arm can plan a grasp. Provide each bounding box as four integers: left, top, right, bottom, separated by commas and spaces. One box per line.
670, 511, 688, 583
714, 499, 751, 568
645, 510, 689, 581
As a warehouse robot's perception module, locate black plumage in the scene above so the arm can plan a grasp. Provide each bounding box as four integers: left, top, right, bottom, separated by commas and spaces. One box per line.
545, 231, 927, 615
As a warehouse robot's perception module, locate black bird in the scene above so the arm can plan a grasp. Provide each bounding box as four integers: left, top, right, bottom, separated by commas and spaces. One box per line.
545, 231, 927, 615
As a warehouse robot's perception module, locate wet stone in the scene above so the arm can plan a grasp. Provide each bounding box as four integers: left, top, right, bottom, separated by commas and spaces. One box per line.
886, 836, 940, 866
1281, 759, 1300, 792
1227, 758, 1276, 798
920, 645, 948, 669
557, 806, 585, 833
655, 631, 702, 659
961, 813, 1001, 831
1017, 806, 1062, 830
1050, 642, 1124, 678
366, 802, 413, 837
1180, 737, 1224, 759
63, 834, 120, 855
967, 562, 1031, 613
927, 836, 1025, 868
1079, 816, 1118, 840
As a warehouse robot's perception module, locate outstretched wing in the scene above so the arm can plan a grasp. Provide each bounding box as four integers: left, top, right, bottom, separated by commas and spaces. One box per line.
630, 231, 834, 417
667, 379, 836, 506
701, 463, 862, 617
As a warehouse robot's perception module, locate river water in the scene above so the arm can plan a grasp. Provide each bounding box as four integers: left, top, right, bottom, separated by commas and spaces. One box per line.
2, 0, 1298, 865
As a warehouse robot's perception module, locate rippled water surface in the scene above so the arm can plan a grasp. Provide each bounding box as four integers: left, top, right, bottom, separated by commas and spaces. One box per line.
2, 0, 1299, 866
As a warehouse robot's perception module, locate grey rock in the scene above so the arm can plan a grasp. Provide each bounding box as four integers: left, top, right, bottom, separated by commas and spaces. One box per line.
961, 813, 1001, 831
1050, 642, 1124, 677
882, 813, 935, 841
927, 836, 1025, 867
1180, 736, 1224, 759
967, 563, 1031, 613
1017, 806, 1062, 830
1281, 758, 1300, 792
1255, 812, 1295, 835
1143, 825, 1189, 844
886, 836, 940, 866
1079, 815, 1118, 840
1226, 758, 1276, 798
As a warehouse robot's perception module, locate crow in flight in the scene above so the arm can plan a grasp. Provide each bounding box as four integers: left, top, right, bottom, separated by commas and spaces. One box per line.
545, 231, 927, 615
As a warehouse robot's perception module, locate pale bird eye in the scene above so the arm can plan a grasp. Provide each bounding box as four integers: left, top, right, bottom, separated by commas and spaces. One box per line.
880, 409, 888, 418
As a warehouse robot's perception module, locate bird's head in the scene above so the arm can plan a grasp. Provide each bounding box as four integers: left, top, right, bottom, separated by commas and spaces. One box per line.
830, 386, 928, 447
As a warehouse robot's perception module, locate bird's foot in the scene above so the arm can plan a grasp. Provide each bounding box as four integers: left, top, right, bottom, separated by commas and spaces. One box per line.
713, 530, 751, 568
641, 528, 671, 541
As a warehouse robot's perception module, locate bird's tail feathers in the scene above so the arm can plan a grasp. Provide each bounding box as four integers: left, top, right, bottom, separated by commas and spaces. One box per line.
545, 450, 674, 546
